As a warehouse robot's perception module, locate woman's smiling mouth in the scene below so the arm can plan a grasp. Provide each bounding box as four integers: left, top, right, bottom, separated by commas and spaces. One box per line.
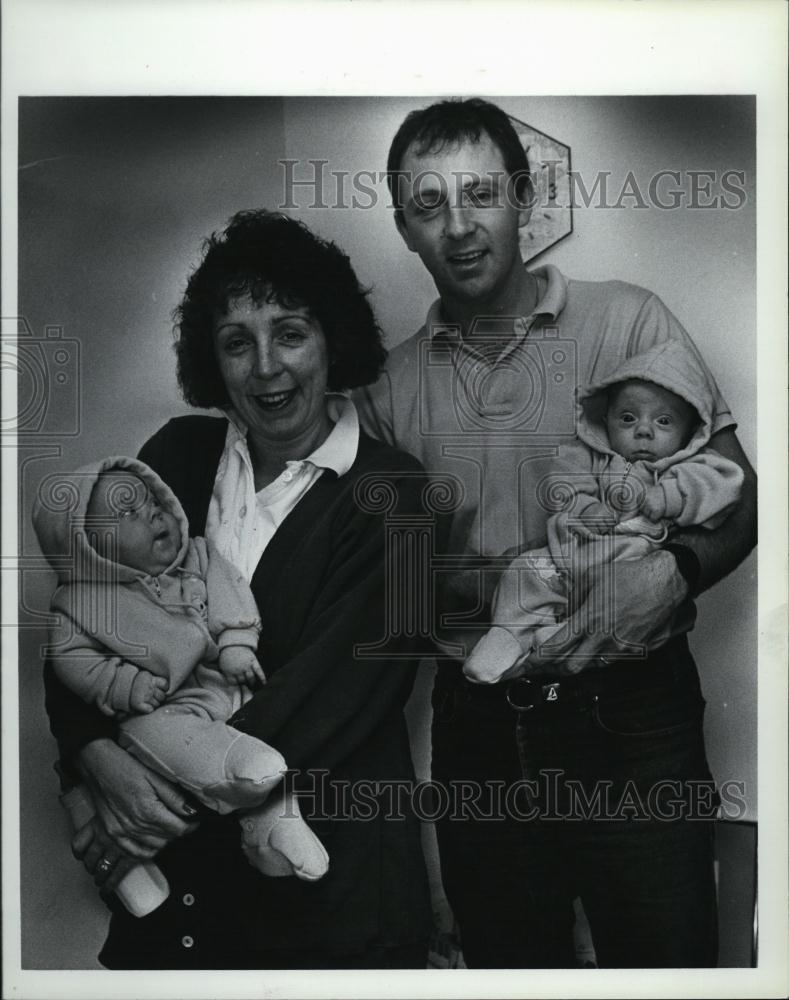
252, 388, 299, 411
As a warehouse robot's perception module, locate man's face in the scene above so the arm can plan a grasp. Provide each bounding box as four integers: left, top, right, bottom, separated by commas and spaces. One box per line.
395, 132, 531, 308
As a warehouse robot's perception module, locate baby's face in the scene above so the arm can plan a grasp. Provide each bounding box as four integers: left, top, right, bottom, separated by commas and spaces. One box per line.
606, 381, 695, 463
87, 472, 180, 576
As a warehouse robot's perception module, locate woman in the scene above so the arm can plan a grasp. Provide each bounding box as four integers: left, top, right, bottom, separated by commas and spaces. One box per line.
43, 210, 435, 969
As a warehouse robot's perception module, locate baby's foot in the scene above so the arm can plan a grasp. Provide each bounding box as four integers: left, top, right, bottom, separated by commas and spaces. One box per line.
240, 791, 329, 882
223, 731, 285, 788
464, 627, 528, 684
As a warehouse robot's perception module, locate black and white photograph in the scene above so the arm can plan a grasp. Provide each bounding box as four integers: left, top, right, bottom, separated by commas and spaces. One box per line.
2, 2, 787, 998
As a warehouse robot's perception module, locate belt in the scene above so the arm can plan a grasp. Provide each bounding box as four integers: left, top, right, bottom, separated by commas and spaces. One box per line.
436, 635, 696, 714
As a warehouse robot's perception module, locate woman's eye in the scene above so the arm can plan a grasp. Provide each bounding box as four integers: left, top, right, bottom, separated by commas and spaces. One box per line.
279, 329, 306, 344
220, 335, 249, 355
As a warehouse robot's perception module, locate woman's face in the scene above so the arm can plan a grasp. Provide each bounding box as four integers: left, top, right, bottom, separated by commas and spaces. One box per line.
213, 293, 331, 455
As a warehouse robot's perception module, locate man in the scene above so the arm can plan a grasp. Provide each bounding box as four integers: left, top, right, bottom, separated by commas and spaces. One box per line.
355, 98, 756, 968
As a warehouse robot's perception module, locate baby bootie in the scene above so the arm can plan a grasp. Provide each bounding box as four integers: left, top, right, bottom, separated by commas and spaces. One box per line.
120, 714, 286, 813
240, 790, 329, 882
464, 626, 528, 684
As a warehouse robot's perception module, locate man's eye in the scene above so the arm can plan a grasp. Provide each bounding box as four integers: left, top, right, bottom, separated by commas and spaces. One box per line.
465, 187, 495, 207
412, 193, 444, 215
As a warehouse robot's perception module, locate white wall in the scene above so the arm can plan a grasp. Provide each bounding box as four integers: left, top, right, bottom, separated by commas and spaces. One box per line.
18, 95, 756, 969
18, 97, 287, 968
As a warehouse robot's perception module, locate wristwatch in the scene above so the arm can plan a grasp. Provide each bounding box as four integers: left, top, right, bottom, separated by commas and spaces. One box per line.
664, 542, 702, 599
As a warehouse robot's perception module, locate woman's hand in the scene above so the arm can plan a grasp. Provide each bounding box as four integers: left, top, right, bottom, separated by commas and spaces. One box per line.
71, 814, 140, 896
77, 738, 200, 858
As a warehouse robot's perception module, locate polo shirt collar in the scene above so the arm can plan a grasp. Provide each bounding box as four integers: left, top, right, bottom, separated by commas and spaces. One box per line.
222, 392, 359, 478
425, 263, 568, 338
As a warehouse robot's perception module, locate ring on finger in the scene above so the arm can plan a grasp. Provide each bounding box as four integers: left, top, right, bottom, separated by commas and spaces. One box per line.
96, 857, 116, 877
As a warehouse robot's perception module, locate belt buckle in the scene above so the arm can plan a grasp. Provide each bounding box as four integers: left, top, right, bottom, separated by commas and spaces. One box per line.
541, 681, 561, 703
506, 678, 536, 711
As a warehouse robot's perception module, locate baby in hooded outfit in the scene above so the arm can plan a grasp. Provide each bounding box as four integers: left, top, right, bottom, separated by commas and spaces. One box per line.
33, 456, 328, 911
464, 341, 745, 684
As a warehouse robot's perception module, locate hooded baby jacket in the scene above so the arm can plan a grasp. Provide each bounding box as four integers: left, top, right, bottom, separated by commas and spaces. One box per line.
465, 341, 744, 683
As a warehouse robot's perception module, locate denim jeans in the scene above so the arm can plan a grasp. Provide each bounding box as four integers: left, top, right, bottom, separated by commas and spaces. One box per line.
431, 636, 719, 968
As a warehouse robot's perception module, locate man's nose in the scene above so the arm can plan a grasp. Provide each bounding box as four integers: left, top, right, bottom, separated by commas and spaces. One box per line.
444, 205, 475, 240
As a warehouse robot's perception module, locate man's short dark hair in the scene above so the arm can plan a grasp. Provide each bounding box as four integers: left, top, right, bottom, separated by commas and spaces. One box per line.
387, 98, 532, 225
174, 209, 387, 407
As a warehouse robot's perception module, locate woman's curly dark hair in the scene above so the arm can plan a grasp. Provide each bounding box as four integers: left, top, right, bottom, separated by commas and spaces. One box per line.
174, 210, 387, 407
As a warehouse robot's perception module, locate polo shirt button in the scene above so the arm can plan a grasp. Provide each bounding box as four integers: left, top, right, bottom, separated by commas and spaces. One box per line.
182, 893, 195, 906
181, 935, 194, 948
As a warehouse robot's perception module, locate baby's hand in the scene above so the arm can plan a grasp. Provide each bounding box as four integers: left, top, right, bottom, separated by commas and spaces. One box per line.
573, 501, 618, 538
219, 646, 266, 686
640, 487, 666, 523
129, 671, 167, 713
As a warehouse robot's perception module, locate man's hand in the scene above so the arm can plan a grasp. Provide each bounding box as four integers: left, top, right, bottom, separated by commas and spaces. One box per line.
129, 671, 167, 713
527, 549, 688, 675
572, 501, 618, 539
219, 645, 266, 687
77, 739, 199, 858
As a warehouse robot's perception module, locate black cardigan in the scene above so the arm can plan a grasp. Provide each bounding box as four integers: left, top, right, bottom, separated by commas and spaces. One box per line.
44, 416, 434, 966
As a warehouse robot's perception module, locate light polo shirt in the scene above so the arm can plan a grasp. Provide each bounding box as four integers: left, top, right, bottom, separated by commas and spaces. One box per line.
356, 263, 735, 562
206, 394, 359, 581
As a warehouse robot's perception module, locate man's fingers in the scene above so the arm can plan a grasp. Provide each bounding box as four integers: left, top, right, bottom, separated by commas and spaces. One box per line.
529, 621, 576, 665
251, 659, 266, 684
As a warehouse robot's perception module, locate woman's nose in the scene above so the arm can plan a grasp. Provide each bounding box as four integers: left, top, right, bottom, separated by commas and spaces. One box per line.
253, 343, 283, 379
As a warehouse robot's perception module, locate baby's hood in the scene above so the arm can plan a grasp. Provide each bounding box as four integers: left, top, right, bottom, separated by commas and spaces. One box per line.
31, 455, 189, 584
577, 340, 717, 470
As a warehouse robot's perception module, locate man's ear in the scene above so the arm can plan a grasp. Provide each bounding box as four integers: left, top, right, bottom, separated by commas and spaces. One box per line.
395, 213, 417, 253
515, 174, 535, 231
517, 201, 533, 231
